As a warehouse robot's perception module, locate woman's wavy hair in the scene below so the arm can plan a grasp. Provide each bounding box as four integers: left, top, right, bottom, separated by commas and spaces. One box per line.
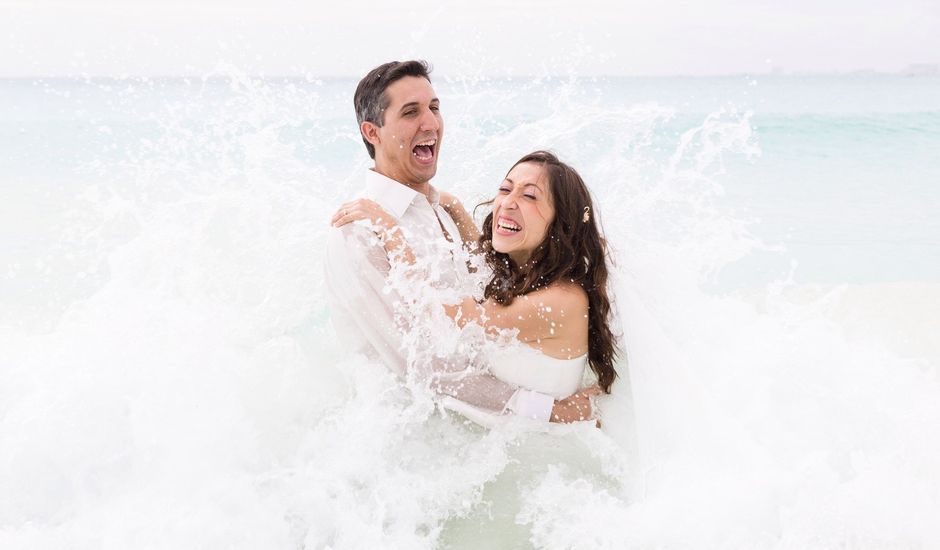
478, 151, 619, 393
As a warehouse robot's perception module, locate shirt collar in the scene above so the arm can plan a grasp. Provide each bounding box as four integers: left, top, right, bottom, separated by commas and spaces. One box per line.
362, 169, 439, 218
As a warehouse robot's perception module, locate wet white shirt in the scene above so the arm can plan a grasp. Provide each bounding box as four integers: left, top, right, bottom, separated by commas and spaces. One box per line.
324, 169, 554, 422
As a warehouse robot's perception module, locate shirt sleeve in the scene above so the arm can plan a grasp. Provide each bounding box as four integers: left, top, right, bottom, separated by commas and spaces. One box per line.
325, 223, 407, 375
324, 223, 554, 422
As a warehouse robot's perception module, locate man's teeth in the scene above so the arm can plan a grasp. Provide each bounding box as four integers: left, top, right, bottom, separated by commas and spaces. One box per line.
413, 140, 436, 158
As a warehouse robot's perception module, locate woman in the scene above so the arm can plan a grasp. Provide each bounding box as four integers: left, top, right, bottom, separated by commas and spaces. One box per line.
332, 151, 618, 425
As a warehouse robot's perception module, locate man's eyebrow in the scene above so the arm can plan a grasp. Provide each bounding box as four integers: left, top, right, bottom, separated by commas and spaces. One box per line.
398, 98, 440, 112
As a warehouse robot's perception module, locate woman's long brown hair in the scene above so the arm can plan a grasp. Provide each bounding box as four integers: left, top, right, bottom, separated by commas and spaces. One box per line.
477, 151, 619, 393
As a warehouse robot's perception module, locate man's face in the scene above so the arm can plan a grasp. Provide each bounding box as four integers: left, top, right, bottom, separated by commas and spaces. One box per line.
364, 76, 443, 186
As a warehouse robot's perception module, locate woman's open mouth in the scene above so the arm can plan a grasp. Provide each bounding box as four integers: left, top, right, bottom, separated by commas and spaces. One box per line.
494, 216, 522, 236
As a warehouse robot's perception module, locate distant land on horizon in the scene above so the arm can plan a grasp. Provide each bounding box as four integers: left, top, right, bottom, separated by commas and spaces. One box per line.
3, 64, 940, 81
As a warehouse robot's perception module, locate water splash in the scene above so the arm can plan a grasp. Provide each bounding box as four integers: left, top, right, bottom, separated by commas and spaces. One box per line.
2, 70, 938, 549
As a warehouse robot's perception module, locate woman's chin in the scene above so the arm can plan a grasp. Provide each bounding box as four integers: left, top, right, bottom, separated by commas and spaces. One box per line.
491, 238, 514, 256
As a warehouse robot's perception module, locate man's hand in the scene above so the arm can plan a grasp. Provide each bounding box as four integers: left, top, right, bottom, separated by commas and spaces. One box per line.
551, 386, 603, 424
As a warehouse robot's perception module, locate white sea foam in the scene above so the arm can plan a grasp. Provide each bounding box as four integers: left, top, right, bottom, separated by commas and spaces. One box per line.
1, 73, 938, 548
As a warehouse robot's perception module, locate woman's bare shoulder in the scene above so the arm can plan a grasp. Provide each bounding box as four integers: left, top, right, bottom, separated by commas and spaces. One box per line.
528, 281, 588, 312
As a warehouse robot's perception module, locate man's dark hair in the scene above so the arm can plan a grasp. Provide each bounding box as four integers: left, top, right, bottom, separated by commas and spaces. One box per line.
354, 60, 432, 159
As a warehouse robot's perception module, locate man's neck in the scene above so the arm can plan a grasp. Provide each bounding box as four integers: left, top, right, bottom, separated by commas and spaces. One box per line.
372, 166, 431, 198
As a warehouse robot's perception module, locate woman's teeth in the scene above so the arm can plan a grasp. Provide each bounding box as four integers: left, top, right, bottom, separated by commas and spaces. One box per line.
497, 218, 521, 232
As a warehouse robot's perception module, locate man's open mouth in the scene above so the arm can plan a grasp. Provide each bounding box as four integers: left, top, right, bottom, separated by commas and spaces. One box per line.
412, 139, 436, 161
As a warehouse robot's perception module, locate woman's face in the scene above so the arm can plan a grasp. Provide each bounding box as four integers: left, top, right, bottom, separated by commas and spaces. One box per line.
491, 162, 555, 265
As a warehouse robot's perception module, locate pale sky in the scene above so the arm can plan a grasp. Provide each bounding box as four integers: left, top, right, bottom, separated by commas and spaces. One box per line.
2, 0, 938, 77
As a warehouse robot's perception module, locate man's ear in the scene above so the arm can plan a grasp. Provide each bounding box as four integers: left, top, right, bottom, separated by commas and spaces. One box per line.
361, 121, 381, 148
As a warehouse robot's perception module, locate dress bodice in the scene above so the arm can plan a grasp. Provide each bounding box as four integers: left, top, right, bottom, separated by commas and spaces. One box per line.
489, 345, 587, 400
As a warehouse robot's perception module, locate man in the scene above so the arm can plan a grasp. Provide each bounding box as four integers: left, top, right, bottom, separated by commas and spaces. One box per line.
325, 60, 595, 423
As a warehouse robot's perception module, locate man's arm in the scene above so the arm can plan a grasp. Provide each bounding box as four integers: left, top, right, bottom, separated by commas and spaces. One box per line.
325, 223, 408, 374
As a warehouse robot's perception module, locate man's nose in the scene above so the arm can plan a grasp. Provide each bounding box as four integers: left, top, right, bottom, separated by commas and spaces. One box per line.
419, 108, 440, 132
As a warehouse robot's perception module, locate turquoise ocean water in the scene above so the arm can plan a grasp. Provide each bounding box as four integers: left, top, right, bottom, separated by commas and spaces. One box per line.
3, 75, 938, 301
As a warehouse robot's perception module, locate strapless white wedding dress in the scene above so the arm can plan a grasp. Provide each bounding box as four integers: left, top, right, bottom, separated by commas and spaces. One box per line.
490, 345, 587, 399
442, 344, 588, 427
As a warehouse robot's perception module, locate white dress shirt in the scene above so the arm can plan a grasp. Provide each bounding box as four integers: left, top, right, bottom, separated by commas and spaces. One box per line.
324, 169, 554, 422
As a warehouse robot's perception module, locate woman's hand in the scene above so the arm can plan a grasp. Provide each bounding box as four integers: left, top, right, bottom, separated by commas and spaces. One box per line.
550, 385, 603, 425
332, 198, 416, 265
331, 199, 396, 232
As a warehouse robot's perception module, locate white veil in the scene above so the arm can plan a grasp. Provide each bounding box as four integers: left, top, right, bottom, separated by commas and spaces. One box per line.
595, 267, 717, 480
